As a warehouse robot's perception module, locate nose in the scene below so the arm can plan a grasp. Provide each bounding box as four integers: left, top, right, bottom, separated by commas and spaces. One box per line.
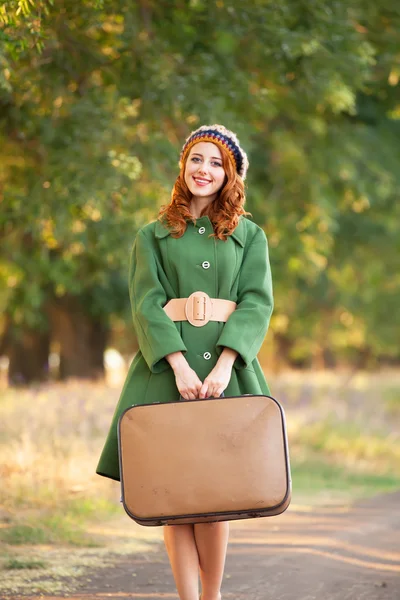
197, 165, 208, 175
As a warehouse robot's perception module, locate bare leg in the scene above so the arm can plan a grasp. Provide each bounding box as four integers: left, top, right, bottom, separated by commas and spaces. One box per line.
194, 522, 229, 600
163, 524, 200, 600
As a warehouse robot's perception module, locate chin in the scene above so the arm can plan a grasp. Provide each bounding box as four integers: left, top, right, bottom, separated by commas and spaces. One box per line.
194, 188, 213, 197
187, 185, 207, 197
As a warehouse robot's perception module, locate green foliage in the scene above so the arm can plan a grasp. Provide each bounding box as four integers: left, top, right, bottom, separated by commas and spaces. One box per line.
1, 0, 400, 368
0, 524, 48, 545
292, 459, 400, 500
3, 557, 47, 570
0, 518, 97, 546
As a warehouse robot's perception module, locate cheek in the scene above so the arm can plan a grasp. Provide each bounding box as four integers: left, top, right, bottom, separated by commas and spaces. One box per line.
215, 171, 226, 189
184, 164, 193, 184
186, 159, 200, 177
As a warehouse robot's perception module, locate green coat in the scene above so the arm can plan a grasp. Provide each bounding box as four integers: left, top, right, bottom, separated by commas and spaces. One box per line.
96, 214, 274, 481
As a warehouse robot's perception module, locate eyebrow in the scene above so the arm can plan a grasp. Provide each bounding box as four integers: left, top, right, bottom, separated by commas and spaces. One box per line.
192, 152, 222, 160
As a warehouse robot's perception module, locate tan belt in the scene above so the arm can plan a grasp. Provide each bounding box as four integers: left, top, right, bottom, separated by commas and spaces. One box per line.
163, 291, 236, 327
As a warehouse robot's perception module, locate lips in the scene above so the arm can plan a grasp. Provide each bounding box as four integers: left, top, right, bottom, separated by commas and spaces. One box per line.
193, 177, 212, 186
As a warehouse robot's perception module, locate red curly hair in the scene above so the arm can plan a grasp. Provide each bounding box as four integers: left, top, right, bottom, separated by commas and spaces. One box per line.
157, 143, 251, 241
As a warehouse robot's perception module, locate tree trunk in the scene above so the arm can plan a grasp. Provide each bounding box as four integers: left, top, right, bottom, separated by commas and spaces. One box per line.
1, 317, 50, 385
311, 344, 336, 370
48, 295, 108, 380
273, 333, 292, 371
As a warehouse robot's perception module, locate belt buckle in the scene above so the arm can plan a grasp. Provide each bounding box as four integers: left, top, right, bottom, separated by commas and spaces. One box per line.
185, 291, 212, 327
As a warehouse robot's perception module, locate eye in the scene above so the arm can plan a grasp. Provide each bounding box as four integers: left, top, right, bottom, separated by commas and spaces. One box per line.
191, 157, 201, 163
212, 161, 222, 168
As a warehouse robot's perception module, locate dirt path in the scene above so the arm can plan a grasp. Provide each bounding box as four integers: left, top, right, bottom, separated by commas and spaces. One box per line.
3, 491, 400, 600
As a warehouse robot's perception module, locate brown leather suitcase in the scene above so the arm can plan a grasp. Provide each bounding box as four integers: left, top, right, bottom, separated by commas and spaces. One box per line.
118, 394, 291, 526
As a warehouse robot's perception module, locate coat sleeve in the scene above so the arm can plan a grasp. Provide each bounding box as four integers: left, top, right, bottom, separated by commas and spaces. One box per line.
129, 230, 188, 374
216, 228, 274, 369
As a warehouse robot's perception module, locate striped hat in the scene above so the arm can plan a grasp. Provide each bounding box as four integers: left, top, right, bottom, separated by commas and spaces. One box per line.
179, 124, 249, 180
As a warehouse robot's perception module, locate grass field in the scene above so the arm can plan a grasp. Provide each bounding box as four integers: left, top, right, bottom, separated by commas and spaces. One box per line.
0, 370, 399, 544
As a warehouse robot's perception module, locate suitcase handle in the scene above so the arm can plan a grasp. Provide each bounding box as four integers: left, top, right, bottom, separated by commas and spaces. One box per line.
179, 391, 225, 401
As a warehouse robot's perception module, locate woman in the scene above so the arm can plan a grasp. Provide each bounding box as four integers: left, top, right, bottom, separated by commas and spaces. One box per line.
96, 124, 274, 600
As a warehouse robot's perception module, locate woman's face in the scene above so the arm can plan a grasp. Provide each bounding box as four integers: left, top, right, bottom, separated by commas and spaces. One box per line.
184, 142, 226, 200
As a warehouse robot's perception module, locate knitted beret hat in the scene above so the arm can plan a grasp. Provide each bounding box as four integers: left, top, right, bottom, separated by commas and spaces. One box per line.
179, 124, 249, 180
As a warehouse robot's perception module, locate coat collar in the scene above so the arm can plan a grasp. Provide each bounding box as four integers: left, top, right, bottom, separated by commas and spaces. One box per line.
154, 216, 246, 247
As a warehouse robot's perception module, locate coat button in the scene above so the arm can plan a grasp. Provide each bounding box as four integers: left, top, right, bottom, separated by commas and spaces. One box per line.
202, 261, 210, 269
199, 226, 206, 234
203, 352, 211, 360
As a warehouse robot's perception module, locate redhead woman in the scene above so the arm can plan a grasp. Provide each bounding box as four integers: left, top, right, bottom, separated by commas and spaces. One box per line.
96, 124, 274, 600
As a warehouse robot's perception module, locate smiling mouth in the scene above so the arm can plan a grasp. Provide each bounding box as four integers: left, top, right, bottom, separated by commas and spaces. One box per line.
193, 177, 212, 185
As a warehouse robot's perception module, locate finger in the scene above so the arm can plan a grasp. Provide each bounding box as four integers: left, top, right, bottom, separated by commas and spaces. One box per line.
217, 385, 226, 398
199, 383, 208, 399
180, 388, 192, 400
208, 388, 217, 398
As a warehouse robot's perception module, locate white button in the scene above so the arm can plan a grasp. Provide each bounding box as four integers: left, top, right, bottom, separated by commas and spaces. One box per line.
199, 227, 206, 234
202, 261, 210, 269
203, 352, 211, 360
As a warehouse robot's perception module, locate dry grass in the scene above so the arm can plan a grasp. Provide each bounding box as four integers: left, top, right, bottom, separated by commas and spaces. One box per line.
272, 369, 400, 472
271, 369, 400, 502
0, 380, 120, 514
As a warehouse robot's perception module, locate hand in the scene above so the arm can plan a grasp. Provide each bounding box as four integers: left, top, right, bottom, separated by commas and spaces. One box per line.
166, 351, 202, 400
175, 364, 203, 400
199, 347, 238, 399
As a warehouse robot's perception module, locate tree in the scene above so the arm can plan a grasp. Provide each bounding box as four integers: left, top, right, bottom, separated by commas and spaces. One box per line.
1, 0, 399, 382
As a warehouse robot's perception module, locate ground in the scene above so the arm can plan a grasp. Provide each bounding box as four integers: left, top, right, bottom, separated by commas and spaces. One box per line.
2, 490, 399, 600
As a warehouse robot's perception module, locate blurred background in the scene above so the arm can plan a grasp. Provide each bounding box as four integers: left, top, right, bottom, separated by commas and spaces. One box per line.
0, 0, 400, 587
